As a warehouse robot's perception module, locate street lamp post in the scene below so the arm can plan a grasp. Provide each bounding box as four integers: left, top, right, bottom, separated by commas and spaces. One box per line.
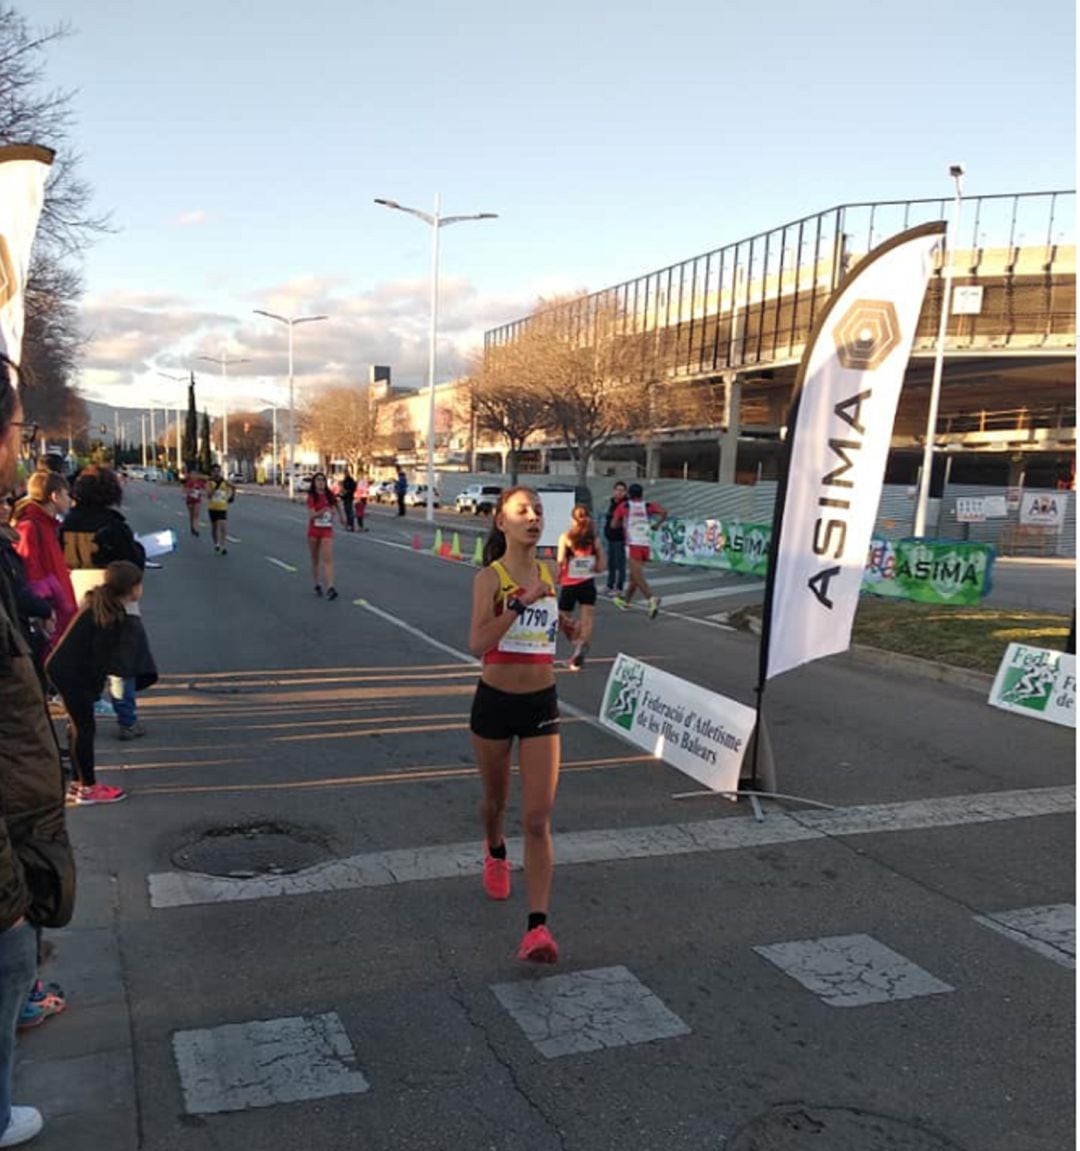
913, 165, 965, 537
374, 195, 497, 523
258, 398, 280, 485
252, 310, 328, 497
197, 353, 251, 471
157, 371, 188, 471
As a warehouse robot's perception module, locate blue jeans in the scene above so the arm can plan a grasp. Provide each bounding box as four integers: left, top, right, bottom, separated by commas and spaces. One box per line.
109, 676, 137, 728
605, 538, 626, 591
0, 920, 37, 1131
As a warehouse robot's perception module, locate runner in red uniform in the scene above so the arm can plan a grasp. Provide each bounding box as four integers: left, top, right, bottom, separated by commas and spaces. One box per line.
306, 472, 345, 599
611, 483, 667, 618
557, 504, 605, 670
468, 487, 579, 963
182, 470, 205, 537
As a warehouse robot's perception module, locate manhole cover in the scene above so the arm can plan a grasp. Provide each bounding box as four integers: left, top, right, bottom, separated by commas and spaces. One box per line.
729, 1105, 966, 1151
171, 822, 333, 878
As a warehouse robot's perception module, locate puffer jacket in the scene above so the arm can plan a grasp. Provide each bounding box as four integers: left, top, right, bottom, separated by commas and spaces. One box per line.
60, 504, 145, 572
12, 499, 77, 642
0, 569, 77, 931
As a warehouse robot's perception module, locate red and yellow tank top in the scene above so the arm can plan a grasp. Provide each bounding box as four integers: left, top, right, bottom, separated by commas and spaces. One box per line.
483, 559, 559, 665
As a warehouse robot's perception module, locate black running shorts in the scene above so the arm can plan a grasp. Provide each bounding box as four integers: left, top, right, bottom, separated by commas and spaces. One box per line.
470, 680, 560, 741
208, 509, 227, 523
558, 581, 597, 611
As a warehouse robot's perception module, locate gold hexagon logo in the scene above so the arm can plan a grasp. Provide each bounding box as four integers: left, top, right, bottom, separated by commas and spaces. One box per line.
833, 298, 902, 371
0, 236, 15, 310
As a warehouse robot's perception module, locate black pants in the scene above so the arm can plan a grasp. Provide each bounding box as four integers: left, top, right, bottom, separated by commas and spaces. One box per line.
397, 493, 406, 516
64, 691, 97, 786
343, 500, 355, 530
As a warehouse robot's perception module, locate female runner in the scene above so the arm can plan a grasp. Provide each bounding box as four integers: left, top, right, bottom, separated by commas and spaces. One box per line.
468, 486, 578, 963
556, 504, 605, 671
306, 472, 345, 599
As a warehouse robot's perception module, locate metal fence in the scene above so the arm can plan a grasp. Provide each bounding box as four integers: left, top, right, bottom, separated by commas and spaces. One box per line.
485, 191, 1075, 380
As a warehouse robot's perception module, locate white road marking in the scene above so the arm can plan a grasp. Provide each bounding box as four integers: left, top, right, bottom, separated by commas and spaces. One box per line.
973, 903, 1075, 969
754, 934, 954, 1008
266, 557, 297, 573
226, 535, 241, 543
661, 583, 766, 606
647, 573, 710, 587
172, 1012, 368, 1114
148, 785, 1074, 909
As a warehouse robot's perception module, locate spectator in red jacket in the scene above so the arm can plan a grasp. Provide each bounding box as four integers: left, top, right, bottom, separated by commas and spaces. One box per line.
11, 471, 77, 654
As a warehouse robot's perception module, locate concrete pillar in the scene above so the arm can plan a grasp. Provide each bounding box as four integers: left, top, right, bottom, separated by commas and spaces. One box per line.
717, 373, 741, 485
539, 447, 550, 474
645, 441, 662, 479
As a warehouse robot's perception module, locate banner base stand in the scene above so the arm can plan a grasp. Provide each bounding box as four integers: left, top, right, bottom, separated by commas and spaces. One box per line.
670, 788, 835, 812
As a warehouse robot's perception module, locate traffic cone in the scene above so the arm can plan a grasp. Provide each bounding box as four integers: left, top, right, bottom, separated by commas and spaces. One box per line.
450, 533, 462, 560
433, 528, 443, 555
412, 532, 422, 551
472, 536, 484, 566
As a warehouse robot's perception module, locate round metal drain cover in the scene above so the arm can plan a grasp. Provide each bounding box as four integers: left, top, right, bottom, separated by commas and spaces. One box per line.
729, 1105, 965, 1151
171, 822, 333, 878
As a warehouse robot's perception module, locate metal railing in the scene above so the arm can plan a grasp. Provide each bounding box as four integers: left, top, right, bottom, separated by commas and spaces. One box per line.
485, 191, 1076, 380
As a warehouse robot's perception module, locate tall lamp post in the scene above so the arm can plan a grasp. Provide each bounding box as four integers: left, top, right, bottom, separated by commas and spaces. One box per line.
157, 371, 188, 471
374, 195, 497, 522
252, 310, 328, 497
257, 397, 281, 485
198, 352, 251, 471
913, 164, 965, 537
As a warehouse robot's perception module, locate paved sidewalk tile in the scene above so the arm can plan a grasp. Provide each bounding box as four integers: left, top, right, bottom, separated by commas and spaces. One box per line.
973, 903, 1076, 969
173, 1011, 370, 1115
754, 933, 955, 1008
491, 965, 690, 1059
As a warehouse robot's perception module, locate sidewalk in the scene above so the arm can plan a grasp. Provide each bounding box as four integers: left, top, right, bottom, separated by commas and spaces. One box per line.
13, 851, 138, 1150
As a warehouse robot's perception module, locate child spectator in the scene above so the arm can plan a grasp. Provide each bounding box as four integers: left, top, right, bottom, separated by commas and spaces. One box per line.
46, 561, 158, 805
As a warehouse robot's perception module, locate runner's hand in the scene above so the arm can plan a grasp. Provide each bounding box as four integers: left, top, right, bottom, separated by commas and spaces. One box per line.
520, 577, 548, 606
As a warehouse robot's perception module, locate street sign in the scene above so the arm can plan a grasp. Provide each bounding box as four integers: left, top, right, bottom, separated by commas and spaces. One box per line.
951, 285, 984, 315
955, 497, 985, 523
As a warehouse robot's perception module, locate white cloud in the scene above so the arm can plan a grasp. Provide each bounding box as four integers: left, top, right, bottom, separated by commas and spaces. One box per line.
175, 210, 208, 227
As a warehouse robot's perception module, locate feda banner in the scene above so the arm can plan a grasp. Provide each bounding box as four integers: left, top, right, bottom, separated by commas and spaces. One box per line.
653, 518, 771, 577
600, 653, 756, 795
988, 644, 1075, 728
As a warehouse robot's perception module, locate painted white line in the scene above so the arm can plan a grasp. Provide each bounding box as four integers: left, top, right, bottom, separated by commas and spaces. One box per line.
647, 574, 710, 588
226, 535, 241, 543
973, 904, 1075, 969
148, 785, 1074, 909
661, 583, 766, 606
266, 556, 298, 573
354, 598, 477, 665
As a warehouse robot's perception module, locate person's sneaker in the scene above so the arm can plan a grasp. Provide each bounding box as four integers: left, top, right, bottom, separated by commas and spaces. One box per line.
569, 643, 589, 671
64, 782, 80, 808
93, 698, 115, 717
117, 722, 146, 741
517, 924, 559, 964
314, 584, 323, 597
0, 1106, 42, 1147
71, 782, 127, 806
483, 853, 511, 900
648, 596, 661, 619
17, 981, 65, 1031
214, 544, 220, 553
326, 587, 339, 601
612, 596, 629, 611
221, 548, 228, 555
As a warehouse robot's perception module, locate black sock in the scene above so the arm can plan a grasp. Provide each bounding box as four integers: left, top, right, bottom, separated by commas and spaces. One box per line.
527, 912, 547, 931
488, 841, 507, 860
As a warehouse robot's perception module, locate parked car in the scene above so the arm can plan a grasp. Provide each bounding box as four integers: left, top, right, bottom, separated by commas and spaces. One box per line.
404, 484, 441, 508
455, 483, 503, 515
371, 480, 396, 503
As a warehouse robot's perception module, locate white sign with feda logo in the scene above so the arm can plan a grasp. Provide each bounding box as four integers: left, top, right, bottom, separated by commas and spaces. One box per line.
600, 653, 756, 794
988, 644, 1075, 728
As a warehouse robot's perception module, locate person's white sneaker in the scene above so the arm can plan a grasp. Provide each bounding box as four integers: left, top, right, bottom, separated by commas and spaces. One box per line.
0, 1106, 43, 1147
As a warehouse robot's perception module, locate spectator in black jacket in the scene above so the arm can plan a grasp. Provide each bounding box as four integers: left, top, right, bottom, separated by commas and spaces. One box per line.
60, 466, 147, 737
0, 361, 76, 1148
602, 481, 628, 596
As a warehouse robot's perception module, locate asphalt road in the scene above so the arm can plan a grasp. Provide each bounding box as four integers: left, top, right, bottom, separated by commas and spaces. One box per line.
23, 480, 1074, 1151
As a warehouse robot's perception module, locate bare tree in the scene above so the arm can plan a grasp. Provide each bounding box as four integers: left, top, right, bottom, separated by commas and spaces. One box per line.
468, 349, 550, 483
302, 385, 381, 472
506, 294, 649, 486
0, 6, 109, 441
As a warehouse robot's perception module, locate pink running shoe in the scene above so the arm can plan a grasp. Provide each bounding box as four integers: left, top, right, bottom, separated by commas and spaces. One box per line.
72, 782, 127, 806
483, 853, 511, 900
517, 924, 559, 964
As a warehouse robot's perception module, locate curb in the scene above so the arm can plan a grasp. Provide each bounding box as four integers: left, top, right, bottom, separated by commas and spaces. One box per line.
846, 643, 994, 695
14, 858, 138, 1150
